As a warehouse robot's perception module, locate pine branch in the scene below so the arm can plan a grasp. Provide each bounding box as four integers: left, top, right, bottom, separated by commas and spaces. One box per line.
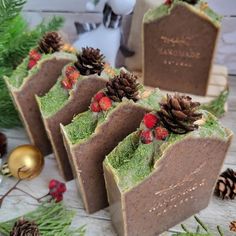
200, 89, 229, 118
172, 216, 225, 236
0, 0, 26, 23
0, 202, 86, 236
0, 14, 64, 128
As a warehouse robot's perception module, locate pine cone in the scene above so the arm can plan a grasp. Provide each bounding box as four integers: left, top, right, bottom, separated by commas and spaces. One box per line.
38, 32, 62, 54
183, 0, 199, 5
215, 168, 236, 200
106, 70, 139, 102
74, 47, 105, 76
157, 94, 202, 134
230, 221, 236, 232
10, 218, 40, 236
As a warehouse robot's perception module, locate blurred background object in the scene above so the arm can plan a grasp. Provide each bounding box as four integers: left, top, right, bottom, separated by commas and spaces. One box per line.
22, 0, 236, 74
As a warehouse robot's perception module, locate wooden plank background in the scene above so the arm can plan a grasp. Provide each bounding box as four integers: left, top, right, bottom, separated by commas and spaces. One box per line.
22, 0, 236, 75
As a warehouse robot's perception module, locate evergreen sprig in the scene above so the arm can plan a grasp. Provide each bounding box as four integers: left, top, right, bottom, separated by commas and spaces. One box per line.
0, 0, 64, 128
0, 0, 26, 22
172, 216, 224, 236
200, 89, 229, 118
0, 202, 86, 236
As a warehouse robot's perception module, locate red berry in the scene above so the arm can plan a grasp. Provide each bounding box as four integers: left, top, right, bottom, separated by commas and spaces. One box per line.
90, 101, 101, 112
155, 126, 169, 140
94, 92, 106, 102
55, 193, 63, 203
28, 60, 37, 70
140, 130, 153, 144
66, 65, 76, 73
99, 97, 112, 111
143, 113, 159, 129
29, 49, 41, 61
61, 79, 73, 90
68, 71, 80, 83
50, 191, 63, 202
58, 183, 67, 193
49, 179, 59, 190
164, 0, 172, 5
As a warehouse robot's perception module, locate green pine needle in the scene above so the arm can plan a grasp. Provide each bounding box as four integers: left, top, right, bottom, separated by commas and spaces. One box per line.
0, 0, 64, 128
172, 216, 225, 236
200, 89, 229, 118
0, 202, 86, 236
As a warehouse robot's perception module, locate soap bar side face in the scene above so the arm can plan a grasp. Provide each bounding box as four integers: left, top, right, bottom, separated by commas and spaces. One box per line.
9, 57, 74, 156
143, 4, 219, 96
42, 77, 107, 181
122, 137, 231, 235
62, 103, 150, 213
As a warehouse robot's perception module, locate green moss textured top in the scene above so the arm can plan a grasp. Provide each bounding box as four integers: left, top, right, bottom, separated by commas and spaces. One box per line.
38, 64, 120, 118
104, 111, 230, 192
144, 0, 221, 27
63, 89, 163, 145
7, 52, 76, 89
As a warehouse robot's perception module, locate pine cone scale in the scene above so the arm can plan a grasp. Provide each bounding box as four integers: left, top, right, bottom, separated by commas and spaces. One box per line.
171, 110, 188, 120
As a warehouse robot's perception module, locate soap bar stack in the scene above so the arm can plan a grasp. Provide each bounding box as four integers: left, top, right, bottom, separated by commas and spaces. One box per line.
4, 1, 233, 235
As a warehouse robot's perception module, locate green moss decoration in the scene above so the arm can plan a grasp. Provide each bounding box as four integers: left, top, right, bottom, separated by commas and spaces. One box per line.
65, 111, 98, 144
0, 202, 86, 236
0, 0, 64, 128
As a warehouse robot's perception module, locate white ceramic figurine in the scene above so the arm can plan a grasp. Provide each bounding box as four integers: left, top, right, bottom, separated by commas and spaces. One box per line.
73, 0, 136, 66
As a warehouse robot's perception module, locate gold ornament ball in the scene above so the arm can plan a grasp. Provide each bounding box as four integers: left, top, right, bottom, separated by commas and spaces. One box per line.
8, 145, 44, 180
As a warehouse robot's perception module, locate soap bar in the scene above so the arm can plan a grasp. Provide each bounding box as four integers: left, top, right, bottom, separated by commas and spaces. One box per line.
104, 108, 232, 236
143, 2, 221, 96
5, 52, 76, 156
37, 64, 111, 180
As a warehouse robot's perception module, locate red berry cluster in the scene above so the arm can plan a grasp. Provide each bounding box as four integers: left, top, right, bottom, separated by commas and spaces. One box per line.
164, 0, 173, 5
28, 50, 42, 70
61, 65, 80, 90
140, 113, 169, 144
90, 91, 112, 113
48, 179, 67, 203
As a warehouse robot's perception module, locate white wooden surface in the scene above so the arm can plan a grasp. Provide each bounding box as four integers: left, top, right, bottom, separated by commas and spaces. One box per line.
0, 76, 236, 236
22, 0, 236, 74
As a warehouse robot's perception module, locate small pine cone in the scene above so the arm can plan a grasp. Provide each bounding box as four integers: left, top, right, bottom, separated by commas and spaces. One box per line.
74, 47, 105, 76
157, 94, 202, 134
10, 218, 40, 236
230, 221, 236, 232
183, 0, 199, 5
0, 132, 7, 157
106, 70, 139, 102
38, 32, 62, 54
215, 168, 236, 200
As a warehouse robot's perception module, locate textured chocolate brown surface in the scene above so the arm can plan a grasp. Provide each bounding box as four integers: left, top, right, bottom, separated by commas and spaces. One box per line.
62, 103, 150, 213
143, 4, 219, 96
104, 135, 232, 236
43, 77, 107, 181
9, 57, 73, 156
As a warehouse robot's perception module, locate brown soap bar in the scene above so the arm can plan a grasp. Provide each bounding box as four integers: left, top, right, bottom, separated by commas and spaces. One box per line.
104, 135, 232, 236
5, 53, 76, 156
61, 103, 150, 213
143, 4, 220, 96
38, 76, 107, 181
